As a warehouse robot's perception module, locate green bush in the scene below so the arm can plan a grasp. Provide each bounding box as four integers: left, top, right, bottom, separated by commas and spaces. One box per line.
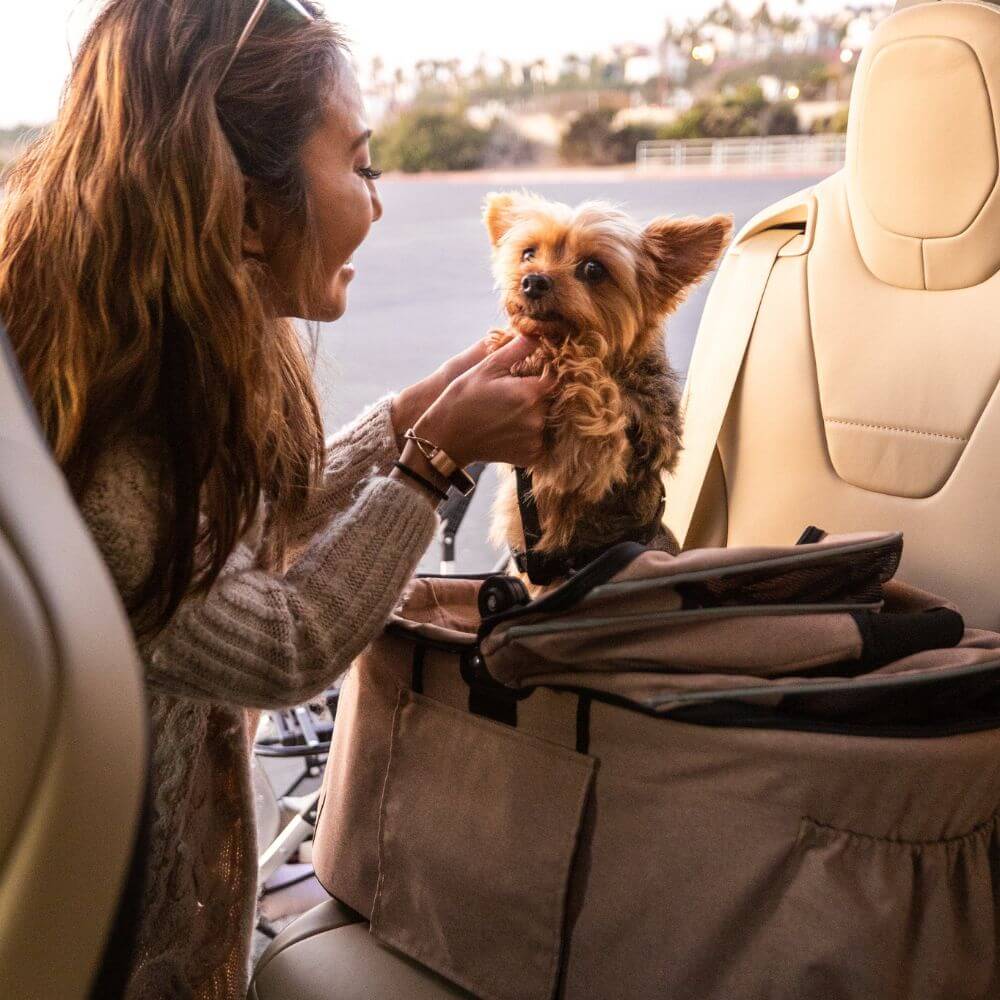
482, 118, 540, 168
760, 100, 800, 136
559, 109, 618, 165
716, 55, 827, 94
611, 122, 662, 162
559, 109, 659, 165
810, 106, 849, 134
659, 84, 799, 140
374, 110, 489, 173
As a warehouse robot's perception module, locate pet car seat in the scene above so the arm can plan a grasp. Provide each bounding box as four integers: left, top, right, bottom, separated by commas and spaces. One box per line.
251, 1, 1000, 997
305, 532, 1000, 999
0, 319, 148, 999
667, 0, 1000, 631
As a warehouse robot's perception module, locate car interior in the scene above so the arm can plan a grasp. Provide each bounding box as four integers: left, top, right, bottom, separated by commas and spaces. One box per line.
669, 0, 1000, 633
2, 0, 1000, 996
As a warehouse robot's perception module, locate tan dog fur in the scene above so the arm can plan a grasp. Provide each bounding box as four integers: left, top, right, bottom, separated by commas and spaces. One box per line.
483, 191, 732, 589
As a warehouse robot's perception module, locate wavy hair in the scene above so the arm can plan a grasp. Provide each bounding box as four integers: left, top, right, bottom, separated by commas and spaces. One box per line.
0, 0, 346, 635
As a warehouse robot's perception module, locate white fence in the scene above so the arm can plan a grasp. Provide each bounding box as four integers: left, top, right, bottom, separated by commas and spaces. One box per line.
636, 135, 846, 174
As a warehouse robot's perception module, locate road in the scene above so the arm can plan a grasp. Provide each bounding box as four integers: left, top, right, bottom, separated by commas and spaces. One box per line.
316, 172, 825, 573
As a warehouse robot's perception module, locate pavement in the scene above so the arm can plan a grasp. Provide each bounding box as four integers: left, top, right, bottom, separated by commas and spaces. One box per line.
316, 171, 827, 574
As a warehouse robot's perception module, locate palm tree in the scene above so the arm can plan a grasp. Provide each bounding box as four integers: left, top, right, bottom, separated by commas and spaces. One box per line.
563, 53, 584, 81
706, 1, 743, 32
444, 58, 462, 92
414, 59, 437, 92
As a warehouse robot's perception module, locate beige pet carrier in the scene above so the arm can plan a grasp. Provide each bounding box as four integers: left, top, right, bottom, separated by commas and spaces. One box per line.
313, 531, 1000, 1000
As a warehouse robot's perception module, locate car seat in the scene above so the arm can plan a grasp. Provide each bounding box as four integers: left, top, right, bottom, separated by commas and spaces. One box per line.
0, 319, 148, 1000
668, 0, 1000, 632
253, 0, 1000, 995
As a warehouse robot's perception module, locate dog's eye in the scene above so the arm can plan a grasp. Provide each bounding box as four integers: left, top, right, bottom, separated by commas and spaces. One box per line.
521, 247, 536, 262
579, 259, 607, 283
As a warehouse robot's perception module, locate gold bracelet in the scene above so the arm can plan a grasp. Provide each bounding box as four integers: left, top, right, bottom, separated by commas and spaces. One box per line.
404, 428, 476, 496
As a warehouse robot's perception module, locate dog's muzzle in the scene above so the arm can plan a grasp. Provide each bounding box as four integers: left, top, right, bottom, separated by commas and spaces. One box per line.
521, 273, 552, 299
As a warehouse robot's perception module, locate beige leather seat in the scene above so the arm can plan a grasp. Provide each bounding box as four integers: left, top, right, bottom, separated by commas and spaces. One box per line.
0, 322, 147, 999
254, 1, 1000, 996
669, 0, 1000, 631
251, 898, 472, 1000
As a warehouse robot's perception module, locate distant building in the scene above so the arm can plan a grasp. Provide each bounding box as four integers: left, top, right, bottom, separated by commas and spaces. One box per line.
624, 53, 660, 85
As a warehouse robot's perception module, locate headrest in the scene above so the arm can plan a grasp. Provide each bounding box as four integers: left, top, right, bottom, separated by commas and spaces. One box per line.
846, 1, 1000, 289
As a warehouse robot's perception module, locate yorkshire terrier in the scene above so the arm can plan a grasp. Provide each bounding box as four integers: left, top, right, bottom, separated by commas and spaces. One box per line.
483, 191, 733, 593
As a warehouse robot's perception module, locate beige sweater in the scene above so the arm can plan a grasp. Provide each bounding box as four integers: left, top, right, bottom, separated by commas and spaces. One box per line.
79, 397, 437, 999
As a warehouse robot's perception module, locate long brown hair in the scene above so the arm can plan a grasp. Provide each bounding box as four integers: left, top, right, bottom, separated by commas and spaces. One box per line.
0, 0, 346, 634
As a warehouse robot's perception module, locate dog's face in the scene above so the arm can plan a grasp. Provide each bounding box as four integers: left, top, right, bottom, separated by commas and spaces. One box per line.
484, 192, 733, 357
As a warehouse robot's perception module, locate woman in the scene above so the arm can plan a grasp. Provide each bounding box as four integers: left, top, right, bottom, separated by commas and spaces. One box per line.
0, 1, 550, 996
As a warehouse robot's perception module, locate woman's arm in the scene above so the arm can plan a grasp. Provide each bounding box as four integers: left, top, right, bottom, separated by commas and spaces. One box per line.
292, 395, 401, 544
142, 474, 436, 708
81, 335, 549, 709
293, 340, 496, 540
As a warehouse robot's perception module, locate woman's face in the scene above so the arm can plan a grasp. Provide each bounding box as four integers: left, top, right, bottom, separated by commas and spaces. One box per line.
255, 65, 383, 322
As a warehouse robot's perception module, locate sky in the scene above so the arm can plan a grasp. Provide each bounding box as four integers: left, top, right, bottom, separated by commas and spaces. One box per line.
0, 0, 855, 129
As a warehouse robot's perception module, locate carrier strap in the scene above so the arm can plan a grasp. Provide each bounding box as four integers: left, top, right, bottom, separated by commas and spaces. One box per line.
666, 226, 803, 549
511, 467, 665, 586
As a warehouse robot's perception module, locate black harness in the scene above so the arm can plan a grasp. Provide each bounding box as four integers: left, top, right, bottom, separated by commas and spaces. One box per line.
511, 467, 666, 586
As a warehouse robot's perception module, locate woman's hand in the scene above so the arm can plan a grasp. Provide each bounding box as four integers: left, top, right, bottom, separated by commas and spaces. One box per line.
413, 336, 553, 468
390, 337, 494, 449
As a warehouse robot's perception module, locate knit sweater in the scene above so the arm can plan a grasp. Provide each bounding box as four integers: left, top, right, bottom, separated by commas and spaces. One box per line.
79, 396, 438, 1000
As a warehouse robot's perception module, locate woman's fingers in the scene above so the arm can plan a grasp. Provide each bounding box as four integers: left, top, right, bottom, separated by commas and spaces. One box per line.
484, 334, 538, 372
413, 333, 555, 467
456, 337, 494, 372
438, 337, 494, 385
536, 368, 559, 396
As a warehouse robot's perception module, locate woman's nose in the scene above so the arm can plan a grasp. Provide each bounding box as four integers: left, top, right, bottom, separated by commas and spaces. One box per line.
370, 185, 383, 224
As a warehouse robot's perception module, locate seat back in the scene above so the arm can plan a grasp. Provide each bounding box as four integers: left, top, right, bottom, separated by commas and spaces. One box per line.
0, 320, 147, 999
667, 0, 1000, 630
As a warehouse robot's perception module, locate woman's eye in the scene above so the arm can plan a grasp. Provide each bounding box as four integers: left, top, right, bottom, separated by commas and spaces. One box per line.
579, 259, 607, 282
521, 248, 535, 262
357, 165, 382, 181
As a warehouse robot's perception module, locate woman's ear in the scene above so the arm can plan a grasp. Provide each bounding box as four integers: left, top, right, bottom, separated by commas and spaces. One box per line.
242, 178, 268, 258
641, 213, 734, 305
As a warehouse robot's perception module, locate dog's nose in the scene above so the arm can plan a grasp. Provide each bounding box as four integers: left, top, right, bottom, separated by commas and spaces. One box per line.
521, 273, 552, 299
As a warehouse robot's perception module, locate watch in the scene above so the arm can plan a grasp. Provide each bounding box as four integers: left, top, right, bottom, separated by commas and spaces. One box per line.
404, 429, 477, 496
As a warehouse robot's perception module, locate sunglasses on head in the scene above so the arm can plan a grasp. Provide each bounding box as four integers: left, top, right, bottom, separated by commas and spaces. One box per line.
218, 0, 315, 87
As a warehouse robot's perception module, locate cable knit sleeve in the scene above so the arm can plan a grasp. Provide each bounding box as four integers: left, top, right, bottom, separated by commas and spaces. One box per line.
142, 475, 436, 708
80, 432, 437, 710
291, 395, 402, 544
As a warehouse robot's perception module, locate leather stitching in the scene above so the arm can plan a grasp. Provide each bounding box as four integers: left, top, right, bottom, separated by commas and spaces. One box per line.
824, 417, 967, 442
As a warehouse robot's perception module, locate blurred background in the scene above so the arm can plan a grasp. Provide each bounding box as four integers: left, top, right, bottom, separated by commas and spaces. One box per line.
0, 0, 889, 571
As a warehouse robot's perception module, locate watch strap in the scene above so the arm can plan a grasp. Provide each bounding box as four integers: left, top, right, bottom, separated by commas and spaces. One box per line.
405, 427, 474, 495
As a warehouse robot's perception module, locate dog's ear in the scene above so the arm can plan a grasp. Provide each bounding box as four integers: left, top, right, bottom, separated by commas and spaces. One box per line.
483, 191, 523, 246
641, 213, 734, 303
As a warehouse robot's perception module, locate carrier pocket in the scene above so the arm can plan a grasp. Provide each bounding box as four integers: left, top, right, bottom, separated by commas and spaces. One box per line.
371, 689, 595, 1000
765, 814, 1000, 1000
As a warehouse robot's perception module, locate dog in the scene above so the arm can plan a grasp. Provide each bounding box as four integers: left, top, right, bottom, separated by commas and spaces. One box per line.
482, 191, 732, 593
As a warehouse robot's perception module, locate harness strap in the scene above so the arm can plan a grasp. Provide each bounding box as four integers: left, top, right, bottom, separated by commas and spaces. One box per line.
515, 466, 545, 557
512, 467, 665, 586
